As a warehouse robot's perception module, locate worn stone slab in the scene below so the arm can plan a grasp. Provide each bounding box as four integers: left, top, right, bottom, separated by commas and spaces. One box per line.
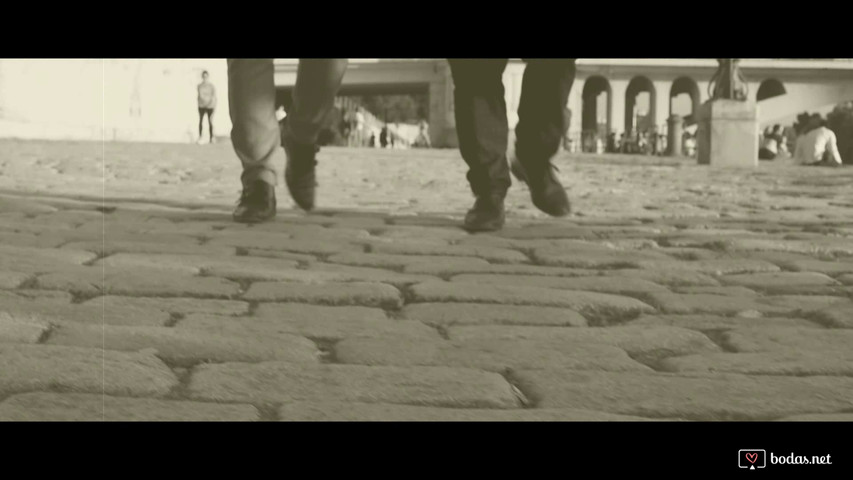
209, 236, 363, 255
779, 413, 853, 422
631, 314, 819, 331
335, 336, 651, 373
810, 302, 853, 328
0, 311, 50, 344
405, 262, 597, 278
86, 296, 249, 316
512, 370, 853, 420
721, 327, 853, 354
838, 274, 853, 285
62, 240, 235, 257
180, 310, 439, 342
244, 249, 318, 264
328, 252, 489, 270
636, 259, 783, 275
449, 325, 720, 358
410, 281, 654, 319
97, 253, 298, 276
672, 286, 758, 296
533, 243, 671, 269
451, 274, 669, 296
724, 238, 853, 257
403, 303, 587, 327
188, 363, 522, 408
36, 266, 241, 299
0, 244, 97, 274
642, 292, 794, 316
778, 258, 853, 275
277, 402, 655, 421
369, 242, 528, 264
1, 295, 172, 327
0, 231, 66, 249
615, 269, 721, 287
0, 271, 30, 289
306, 263, 438, 287
659, 351, 853, 376
46, 322, 319, 366
0, 392, 260, 421
243, 281, 402, 308
0, 344, 177, 397
720, 272, 839, 289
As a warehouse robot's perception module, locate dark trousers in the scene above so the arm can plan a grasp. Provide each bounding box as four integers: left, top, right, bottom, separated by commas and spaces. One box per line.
198, 108, 214, 140
448, 58, 576, 197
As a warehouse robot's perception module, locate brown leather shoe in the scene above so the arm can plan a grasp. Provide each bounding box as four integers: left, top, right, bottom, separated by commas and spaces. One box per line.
233, 180, 276, 224
464, 194, 506, 232
511, 157, 571, 217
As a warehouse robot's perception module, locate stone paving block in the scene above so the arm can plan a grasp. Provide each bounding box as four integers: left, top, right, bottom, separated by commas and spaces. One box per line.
243, 249, 318, 264
328, 252, 488, 270
180, 309, 439, 342
615, 269, 722, 287
631, 314, 819, 331
97, 253, 298, 276
188, 363, 522, 408
0, 271, 30, 290
369, 242, 528, 264
635, 259, 782, 275
659, 351, 853, 376
777, 258, 853, 275
0, 344, 177, 397
763, 295, 849, 312
720, 272, 839, 289
721, 327, 853, 354
209, 235, 362, 256
404, 262, 597, 278
335, 336, 651, 373
533, 243, 670, 269
511, 370, 853, 420
495, 225, 602, 240
410, 281, 654, 319
243, 281, 402, 308
47, 322, 319, 366
0, 244, 97, 274
36, 266, 241, 298
83, 296, 249, 316
403, 303, 588, 327
641, 292, 794, 316
306, 263, 439, 288
1, 290, 74, 302
0, 231, 66, 248
837, 274, 853, 285
778, 413, 853, 422
725, 238, 853, 257
810, 302, 853, 328
0, 311, 50, 344
449, 325, 720, 358
0, 196, 59, 215
0, 392, 260, 421
62, 240, 235, 257
277, 402, 655, 421
450, 274, 670, 296
672, 286, 758, 296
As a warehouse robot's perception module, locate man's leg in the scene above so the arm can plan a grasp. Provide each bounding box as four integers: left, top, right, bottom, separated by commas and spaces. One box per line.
228, 58, 279, 222
512, 58, 576, 217
208, 109, 215, 142
448, 58, 510, 232
283, 59, 348, 211
198, 108, 205, 141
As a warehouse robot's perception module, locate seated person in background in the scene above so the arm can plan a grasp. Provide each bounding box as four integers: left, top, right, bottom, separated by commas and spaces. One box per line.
794, 114, 842, 166
759, 126, 780, 160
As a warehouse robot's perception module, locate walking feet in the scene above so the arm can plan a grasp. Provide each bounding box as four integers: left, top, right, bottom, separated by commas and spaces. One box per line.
464, 193, 506, 233
283, 134, 319, 212
233, 180, 277, 224
511, 157, 572, 217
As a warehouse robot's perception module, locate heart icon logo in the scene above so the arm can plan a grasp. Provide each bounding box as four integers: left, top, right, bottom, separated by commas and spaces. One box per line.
746, 453, 758, 464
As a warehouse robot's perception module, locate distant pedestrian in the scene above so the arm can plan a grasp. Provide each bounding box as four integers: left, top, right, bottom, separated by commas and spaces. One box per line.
795, 114, 842, 166
197, 70, 217, 144
379, 125, 389, 148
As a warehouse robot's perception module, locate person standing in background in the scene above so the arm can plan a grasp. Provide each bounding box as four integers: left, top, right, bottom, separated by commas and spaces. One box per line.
197, 70, 217, 144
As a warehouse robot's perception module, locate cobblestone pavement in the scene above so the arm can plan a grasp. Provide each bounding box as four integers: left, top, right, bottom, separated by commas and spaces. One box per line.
1, 138, 853, 421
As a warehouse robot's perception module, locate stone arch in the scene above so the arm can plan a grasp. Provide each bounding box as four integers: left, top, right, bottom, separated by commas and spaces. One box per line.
581, 76, 611, 143
625, 76, 656, 134
670, 76, 700, 123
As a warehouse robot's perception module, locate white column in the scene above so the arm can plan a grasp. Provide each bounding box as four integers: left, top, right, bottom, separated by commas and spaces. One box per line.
567, 80, 583, 137
609, 78, 629, 135
653, 79, 672, 130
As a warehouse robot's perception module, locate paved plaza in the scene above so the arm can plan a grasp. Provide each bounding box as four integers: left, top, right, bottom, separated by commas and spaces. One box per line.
1, 138, 852, 421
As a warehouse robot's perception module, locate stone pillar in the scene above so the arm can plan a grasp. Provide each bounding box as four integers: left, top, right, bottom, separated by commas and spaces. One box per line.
667, 114, 683, 156
697, 99, 759, 167
609, 79, 628, 137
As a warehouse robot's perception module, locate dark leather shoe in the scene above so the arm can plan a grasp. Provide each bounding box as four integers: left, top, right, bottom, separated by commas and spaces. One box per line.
233, 180, 276, 224
511, 157, 571, 217
282, 133, 318, 211
464, 194, 505, 232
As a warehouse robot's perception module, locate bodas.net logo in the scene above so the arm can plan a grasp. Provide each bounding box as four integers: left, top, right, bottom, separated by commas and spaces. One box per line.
739, 449, 767, 470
